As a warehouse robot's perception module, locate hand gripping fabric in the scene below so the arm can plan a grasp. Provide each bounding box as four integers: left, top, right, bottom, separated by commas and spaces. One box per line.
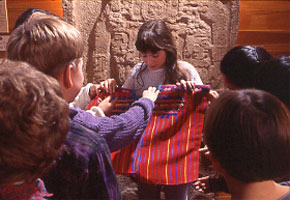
87, 85, 210, 185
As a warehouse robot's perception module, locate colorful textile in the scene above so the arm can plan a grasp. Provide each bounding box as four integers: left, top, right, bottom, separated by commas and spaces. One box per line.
88, 85, 209, 185
0, 178, 52, 200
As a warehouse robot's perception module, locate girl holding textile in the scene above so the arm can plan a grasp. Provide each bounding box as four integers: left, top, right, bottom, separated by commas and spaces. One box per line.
122, 20, 204, 200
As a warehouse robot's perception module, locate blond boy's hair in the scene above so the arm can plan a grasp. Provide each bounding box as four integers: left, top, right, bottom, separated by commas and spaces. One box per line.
6, 15, 84, 79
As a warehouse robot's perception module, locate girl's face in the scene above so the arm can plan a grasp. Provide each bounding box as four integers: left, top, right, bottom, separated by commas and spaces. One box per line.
140, 50, 167, 70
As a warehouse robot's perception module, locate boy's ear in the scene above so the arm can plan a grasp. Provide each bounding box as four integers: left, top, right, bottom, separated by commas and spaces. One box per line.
63, 64, 74, 88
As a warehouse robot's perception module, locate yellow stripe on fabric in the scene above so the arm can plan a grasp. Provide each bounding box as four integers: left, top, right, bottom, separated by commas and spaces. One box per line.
146, 116, 157, 181
184, 115, 192, 183
165, 116, 174, 185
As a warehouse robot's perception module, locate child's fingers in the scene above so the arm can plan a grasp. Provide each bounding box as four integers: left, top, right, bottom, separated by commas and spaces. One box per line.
99, 79, 116, 94
107, 79, 116, 94
187, 81, 195, 92
180, 79, 187, 89
199, 147, 208, 153
197, 176, 210, 181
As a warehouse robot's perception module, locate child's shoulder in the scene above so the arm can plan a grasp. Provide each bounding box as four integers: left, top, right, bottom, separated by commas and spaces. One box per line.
177, 60, 196, 71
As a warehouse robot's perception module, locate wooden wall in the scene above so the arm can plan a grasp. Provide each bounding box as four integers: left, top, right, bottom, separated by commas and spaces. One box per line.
1, 0, 289, 58
6, 0, 63, 32
0, 0, 63, 57
236, 0, 290, 57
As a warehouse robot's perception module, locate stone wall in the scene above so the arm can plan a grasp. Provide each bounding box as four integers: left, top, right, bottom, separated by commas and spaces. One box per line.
63, 0, 240, 90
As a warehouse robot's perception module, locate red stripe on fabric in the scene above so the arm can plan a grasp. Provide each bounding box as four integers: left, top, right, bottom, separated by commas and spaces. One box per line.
136, 118, 154, 177
170, 113, 180, 184
156, 117, 166, 184
178, 111, 186, 184
139, 116, 156, 183
150, 116, 162, 183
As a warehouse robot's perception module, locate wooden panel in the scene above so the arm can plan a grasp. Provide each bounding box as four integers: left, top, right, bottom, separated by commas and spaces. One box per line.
0, 0, 62, 58
239, 1, 290, 31
237, 30, 290, 57
6, 0, 63, 32
237, 0, 290, 57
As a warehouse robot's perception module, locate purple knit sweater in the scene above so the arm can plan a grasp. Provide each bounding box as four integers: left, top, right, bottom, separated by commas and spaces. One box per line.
70, 97, 154, 152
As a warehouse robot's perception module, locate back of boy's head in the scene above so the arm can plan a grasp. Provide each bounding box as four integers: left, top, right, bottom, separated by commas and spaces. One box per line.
254, 56, 290, 108
220, 46, 273, 89
7, 15, 84, 79
204, 89, 290, 183
0, 60, 70, 184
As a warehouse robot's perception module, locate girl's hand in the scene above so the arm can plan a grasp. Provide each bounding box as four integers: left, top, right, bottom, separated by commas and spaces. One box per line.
199, 145, 210, 158
193, 176, 211, 193
176, 80, 196, 92
208, 90, 219, 104
100, 78, 117, 94
142, 87, 159, 102
193, 174, 228, 194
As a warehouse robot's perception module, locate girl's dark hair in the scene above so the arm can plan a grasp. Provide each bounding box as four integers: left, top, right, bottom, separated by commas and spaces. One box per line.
220, 46, 273, 88
135, 20, 187, 86
204, 89, 290, 182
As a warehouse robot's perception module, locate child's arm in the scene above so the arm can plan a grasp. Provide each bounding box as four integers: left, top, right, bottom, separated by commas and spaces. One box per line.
70, 87, 159, 152
178, 60, 203, 84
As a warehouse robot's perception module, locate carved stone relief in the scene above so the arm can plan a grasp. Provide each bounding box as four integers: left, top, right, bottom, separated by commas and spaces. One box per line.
63, 0, 240, 89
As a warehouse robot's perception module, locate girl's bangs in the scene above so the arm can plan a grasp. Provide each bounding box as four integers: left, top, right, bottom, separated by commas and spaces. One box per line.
136, 33, 163, 53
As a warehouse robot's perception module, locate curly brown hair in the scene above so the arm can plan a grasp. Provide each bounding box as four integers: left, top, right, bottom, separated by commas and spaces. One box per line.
0, 60, 70, 184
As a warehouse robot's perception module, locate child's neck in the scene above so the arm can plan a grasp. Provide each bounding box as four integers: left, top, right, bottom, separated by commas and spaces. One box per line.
225, 175, 289, 200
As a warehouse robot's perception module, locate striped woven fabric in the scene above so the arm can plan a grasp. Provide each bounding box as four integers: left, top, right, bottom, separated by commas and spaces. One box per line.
87, 85, 210, 185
